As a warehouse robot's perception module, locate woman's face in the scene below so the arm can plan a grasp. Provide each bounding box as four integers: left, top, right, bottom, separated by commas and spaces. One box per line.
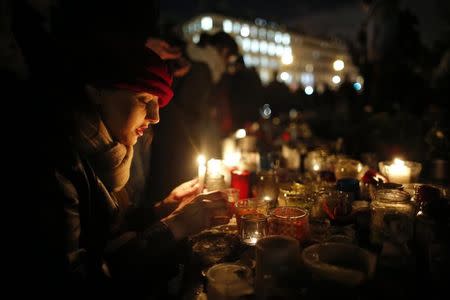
96, 88, 160, 146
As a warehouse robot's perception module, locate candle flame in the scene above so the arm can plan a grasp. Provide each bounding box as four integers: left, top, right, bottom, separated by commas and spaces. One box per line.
313, 164, 320, 171
393, 158, 405, 166
235, 129, 246, 139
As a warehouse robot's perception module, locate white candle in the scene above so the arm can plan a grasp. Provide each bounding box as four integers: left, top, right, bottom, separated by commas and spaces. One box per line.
197, 155, 206, 187
387, 158, 411, 184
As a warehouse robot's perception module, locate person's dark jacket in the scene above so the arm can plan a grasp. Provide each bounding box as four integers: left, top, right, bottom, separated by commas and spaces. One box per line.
39, 141, 184, 297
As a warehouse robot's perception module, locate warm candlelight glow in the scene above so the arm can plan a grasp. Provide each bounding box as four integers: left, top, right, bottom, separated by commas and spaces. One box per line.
224, 151, 241, 168
235, 129, 246, 139
313, 163, 320, 171
387, 158, 411, 184
197, 155, 206, 187
207, 159, 223, 178
249, 237, 258, 245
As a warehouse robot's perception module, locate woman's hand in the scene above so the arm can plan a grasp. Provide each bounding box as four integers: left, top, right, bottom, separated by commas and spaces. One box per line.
154, 178, 202, 218
162, 191, 231, 240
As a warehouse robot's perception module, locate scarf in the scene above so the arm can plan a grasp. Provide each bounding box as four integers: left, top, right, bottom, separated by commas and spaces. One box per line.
76, 114, 134, 192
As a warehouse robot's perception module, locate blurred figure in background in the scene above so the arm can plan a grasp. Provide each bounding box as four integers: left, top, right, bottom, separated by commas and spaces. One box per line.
149, 30, 239, 202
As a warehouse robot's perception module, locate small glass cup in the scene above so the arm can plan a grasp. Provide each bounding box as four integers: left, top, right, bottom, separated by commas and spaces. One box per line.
241, 213, 268, 246
253, 170, 279, 209
311, 190, 351, 220
378, 160, 422, 184
221, 188, 240, 217
268, 207, 310, 243
278, 182, 315, 212
334, 158, 363, 180
235, 198, 268, 232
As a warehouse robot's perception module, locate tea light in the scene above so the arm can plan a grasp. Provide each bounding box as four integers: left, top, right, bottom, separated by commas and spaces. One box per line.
241, 213, 267, 246
386, 158, 411, 184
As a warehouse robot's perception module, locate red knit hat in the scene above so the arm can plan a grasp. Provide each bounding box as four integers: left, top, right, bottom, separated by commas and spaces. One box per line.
113, 49, 174, 108
81, 44, 174, 108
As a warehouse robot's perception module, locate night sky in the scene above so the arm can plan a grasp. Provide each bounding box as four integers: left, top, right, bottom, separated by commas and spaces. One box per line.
161, 0, 449, 47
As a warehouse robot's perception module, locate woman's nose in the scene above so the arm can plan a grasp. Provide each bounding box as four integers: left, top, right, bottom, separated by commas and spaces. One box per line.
146, 100, 160, 124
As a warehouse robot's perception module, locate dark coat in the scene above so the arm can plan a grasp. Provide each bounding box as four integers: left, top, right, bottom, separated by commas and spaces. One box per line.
38, 142, 184, 298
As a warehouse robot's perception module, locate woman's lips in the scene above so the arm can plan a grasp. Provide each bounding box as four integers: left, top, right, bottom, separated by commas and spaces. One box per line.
136, 126, 148, 136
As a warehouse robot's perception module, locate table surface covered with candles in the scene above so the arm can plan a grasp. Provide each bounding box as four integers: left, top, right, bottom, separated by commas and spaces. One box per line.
176, 214, 449, 299
183, 148, 449, 299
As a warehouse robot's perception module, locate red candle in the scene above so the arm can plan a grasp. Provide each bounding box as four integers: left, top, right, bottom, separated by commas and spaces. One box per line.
231, 169, 250, 199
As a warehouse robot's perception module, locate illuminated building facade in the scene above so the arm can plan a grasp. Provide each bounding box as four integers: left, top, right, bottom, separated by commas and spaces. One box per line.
182, 14, 363, 94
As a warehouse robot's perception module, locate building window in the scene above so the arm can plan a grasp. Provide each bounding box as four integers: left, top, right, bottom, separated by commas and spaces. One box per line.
276, 45, 284, 56
260, 56, 269, 67
240, 24, 250, 37
201, 16, 213, 31
282, 33, 291, 45
259, 41, 268, 54
258, 28, 267, 39
242, 38, 251, 52
268, 43, 276, 56
251, 39, 259, 53
233, 22, 241, 34
223, 19, 233, 33
275, 31, 283, 43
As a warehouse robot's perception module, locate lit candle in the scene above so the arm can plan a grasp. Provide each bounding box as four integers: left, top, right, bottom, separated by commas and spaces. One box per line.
387, 158, 411, 184
313, 163, 320, 171
197, 155, 206, 188
246, 234, 259, 246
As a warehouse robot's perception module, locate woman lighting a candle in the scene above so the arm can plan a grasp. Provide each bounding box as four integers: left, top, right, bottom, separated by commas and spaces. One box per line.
38, 43, 230, 293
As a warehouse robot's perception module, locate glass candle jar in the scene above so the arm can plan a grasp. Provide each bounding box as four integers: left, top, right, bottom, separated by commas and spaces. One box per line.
334, 158, 363, 180
231, 169, 250, 199
268, 206, 310, 243
253, 170, 279, 209
378, 159, 422, 184
240, 213, 268, 246
235, 198, 268, 232
370, 189, 414, 246
278, 182, 315, 212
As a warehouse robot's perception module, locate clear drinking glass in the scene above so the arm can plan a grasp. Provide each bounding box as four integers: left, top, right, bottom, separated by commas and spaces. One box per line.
235, 198, 268, 232
240, 213, 268, 246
